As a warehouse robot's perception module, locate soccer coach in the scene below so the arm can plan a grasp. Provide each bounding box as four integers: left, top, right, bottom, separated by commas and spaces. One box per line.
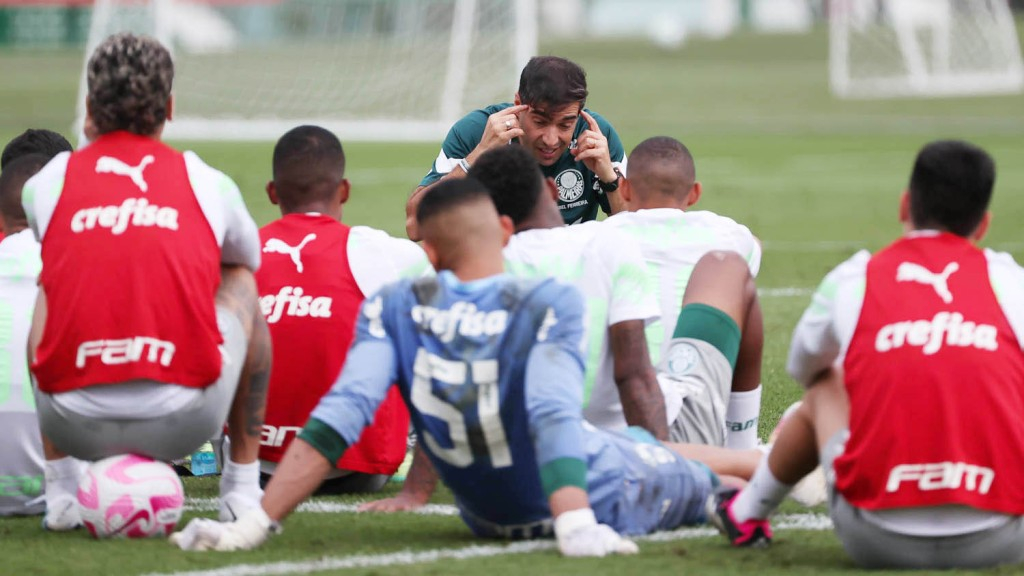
405, 56, 627, 240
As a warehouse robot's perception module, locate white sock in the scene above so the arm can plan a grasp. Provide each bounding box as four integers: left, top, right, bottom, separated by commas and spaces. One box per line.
725, 385, 762, 449
45, 457, 83, 501
730, 457, 792, 523
219, 459, 262, 498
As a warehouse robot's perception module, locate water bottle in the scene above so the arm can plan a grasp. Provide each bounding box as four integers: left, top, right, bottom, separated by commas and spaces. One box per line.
190, 441, 218, 476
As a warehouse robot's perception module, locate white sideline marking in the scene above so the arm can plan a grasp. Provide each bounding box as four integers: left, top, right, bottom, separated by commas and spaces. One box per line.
185, 498, 459, 516
147, 514, 830, 576
758, 287, 812, 298
763, 240, 1024, 253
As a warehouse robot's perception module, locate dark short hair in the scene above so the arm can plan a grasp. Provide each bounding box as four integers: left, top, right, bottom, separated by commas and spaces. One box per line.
468, 145, 544, 226
908, 140, 995, 237
272, 125, 345, 211
0, 153, 47, 224
628, 136, 696, 195
416, 177, 492, 225
517, 56, 588, 110
1, 129, 72, 170
87, 33, 174, 136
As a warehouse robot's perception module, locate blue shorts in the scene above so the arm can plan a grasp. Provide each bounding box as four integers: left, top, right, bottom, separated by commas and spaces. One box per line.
588, 426, 716, 535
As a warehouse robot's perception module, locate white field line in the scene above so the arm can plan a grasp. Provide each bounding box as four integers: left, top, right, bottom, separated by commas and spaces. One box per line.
762, 240, 1024, 253
758, 287, 812, 298
185, 498, 459, 516
146, 513, 831, 576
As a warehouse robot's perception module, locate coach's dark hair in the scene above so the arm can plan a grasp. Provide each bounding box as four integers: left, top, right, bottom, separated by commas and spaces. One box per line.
908, 140, 995, 237
468, 145, 544, 226
628, 136, 696, 195
87, 33, 174, 136
272, 125, 345, 211
0, 153, 47, 225
517, 56, 588, 110
1, 129, 72, 170
416, 177, 492, 225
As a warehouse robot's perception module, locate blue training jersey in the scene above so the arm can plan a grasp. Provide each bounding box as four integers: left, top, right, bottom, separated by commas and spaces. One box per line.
311, 271, 713, 536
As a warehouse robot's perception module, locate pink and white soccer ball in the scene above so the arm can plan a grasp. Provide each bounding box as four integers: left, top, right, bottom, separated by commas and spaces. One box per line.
77, 454, 185, 539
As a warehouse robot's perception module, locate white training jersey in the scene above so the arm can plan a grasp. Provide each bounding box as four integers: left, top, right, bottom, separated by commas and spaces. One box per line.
0, 230, 46, 514
346, 225, 434, 296
786, 231, 1024, 535
605, 208, 761, 364
22, 149, 262, 419
502, 221, 659, 430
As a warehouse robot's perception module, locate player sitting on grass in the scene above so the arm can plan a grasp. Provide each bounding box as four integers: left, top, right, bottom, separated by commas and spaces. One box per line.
0, 154, 82, 517
707, 140, 1024, 569
256, 125, 431, 493
605, 137, 764, 449
0, 129, 72, 241
22, 32, 269, 529
170, 179, 758, 555
361, 144, 666, 513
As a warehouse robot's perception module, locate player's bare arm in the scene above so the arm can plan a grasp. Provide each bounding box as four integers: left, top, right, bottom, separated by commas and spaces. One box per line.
571, 110, 622, 214
405, 105, 528, 240
609, 320, 668, 440
358, 443, 438, 512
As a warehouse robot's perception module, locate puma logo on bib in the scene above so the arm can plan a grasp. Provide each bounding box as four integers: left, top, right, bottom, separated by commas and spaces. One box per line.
95, 155, 155, 192
896, 261, 959, 304
263, 234, 317, 273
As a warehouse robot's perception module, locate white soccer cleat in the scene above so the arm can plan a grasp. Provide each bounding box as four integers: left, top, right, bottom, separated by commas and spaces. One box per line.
768, 401, 828, 508
42, 494, 82, 531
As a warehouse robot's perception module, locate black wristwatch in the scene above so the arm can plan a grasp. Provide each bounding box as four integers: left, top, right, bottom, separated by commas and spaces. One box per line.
598, 168, 623, 193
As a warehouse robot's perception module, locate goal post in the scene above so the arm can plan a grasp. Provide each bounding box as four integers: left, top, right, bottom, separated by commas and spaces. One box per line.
75, 0, 537, 142
829, 0, 1024, 99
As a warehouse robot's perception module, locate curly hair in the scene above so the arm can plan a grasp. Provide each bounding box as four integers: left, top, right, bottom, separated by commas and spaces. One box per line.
87, 33, 174, 136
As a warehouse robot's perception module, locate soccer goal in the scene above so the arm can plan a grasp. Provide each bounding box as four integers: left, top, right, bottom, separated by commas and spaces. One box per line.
829, 0, 1024, 99
75, 0, 537, 141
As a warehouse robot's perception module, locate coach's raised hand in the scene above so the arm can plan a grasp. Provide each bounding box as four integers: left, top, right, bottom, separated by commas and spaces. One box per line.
571, 110, 616, 184
474, 104, 527, 157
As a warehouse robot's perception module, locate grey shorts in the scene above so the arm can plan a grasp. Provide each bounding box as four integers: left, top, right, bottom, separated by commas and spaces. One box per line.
821, 431, 1024, 569
35, 308, 247, 462
658, 338, 731, 446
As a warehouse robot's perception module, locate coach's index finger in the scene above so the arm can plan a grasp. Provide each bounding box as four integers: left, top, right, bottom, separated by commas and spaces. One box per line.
580, 110, 600, 132
504, 104, 530, 116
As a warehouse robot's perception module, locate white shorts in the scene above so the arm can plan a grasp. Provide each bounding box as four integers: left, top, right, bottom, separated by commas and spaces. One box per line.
34, 308, 247, 462
658, 338, 732, 446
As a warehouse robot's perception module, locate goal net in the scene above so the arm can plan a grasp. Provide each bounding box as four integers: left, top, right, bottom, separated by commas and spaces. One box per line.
829, 0, 1024, 99
75, 0, 537, 141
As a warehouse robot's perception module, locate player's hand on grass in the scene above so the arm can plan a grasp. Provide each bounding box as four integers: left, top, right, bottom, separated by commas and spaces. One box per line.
570, 111, 616, 184
357, 490, 429, 513
170, 508, 276, 551
554, 508, 639, 557
475, 104, 528, 154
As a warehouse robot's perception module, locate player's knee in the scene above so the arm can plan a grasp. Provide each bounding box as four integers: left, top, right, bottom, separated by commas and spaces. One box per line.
693, 250, 754, 293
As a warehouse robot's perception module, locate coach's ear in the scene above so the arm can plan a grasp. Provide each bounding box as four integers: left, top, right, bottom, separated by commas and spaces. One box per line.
337, 178, 351, 206
685, 181, 702, 208
499, 215, 514, 247
514, 93, 521, 106
266, 181, 279, 206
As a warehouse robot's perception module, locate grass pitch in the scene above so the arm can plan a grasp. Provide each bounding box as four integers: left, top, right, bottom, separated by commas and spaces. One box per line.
1, 21, 1023, 576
